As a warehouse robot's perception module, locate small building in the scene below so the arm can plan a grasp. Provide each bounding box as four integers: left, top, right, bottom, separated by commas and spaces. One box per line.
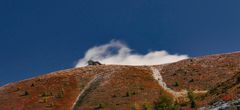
87, 60, 102, 66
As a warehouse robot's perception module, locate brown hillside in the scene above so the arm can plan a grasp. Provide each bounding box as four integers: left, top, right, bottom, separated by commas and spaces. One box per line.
0, 52, 240, 110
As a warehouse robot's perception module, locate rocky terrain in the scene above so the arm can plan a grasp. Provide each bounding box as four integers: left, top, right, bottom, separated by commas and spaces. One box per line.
0, 52, 240, 110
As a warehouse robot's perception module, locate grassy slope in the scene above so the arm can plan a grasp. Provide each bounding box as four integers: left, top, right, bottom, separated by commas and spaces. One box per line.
0, 52, 240, 110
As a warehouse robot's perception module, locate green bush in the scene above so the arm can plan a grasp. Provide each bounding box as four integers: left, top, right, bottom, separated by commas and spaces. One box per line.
237, 76, 240, 82
155, 94, 179, 110
173, 82, 179, 87
189, 79, 194, 83
143, 103, 153, 110
187, 90, 196, 108
126, 91, 136, 97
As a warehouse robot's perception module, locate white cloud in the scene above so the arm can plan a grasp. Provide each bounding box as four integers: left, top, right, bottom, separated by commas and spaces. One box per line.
75, 40, 189, 67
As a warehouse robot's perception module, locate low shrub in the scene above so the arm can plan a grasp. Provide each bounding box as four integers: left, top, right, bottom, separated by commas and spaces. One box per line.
173, 82, 179, 87
155, 93, 179, 110
143, 103, 153, 110
187, 90, 196, 108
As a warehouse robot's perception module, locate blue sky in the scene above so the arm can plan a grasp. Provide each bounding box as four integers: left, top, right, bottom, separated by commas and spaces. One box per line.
0, 0, 240, 85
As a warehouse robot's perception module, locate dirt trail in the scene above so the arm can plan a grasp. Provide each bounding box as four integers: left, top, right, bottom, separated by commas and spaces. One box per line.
71, 74, 103, 110
150, 67, 207, 99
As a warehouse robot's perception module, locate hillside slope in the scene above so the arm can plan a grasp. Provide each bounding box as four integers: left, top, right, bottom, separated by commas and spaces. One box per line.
0, 52, 240, 110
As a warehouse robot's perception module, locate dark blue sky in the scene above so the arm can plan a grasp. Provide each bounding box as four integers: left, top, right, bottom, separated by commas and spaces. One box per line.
1, 0, 240, 85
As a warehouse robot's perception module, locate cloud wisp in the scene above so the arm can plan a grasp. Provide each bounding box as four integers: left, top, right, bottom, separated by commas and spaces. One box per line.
75, 40, 189, 67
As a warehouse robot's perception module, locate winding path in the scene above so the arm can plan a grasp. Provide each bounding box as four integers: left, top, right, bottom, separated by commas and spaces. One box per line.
150, 67, 207, 99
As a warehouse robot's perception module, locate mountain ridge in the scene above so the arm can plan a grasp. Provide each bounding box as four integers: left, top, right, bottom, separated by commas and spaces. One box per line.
1, 52, 240, 110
